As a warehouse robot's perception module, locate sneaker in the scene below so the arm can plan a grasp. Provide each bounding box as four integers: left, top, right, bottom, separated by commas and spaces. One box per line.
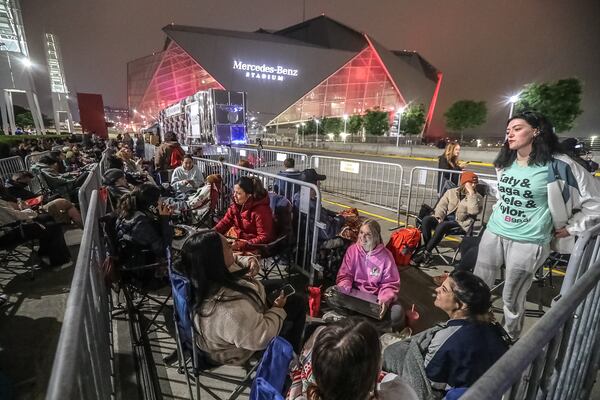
420, 252, 433, 267
410, 252, 425, 266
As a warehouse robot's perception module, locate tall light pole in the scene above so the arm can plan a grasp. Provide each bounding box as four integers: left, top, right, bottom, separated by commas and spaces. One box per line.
295, 123, 300, 145
395, 106, 405, 147
315, 118, 320, 146
301, 122, 306, 145
343, 114, 348, 134
508, 94, 519, 118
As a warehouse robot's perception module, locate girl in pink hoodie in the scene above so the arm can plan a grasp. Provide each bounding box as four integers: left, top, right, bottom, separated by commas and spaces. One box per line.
331, 220, 405, 331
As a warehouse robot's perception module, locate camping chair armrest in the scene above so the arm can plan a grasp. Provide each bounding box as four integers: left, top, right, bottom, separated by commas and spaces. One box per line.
246, 234, 289, 249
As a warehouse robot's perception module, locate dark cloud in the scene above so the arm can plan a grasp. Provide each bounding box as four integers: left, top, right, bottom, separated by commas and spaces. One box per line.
21, 0, 600, 136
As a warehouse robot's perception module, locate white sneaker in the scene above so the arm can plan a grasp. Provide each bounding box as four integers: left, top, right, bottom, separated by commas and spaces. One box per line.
322, 310, 344, 322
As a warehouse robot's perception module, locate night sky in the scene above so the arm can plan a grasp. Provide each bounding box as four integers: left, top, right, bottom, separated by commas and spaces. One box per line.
20, 0, 600, 138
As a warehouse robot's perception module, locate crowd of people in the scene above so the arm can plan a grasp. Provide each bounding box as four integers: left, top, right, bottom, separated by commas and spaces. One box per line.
2, 111, 599, 399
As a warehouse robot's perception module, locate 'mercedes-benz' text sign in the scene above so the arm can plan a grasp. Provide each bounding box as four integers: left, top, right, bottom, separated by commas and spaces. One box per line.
233, 60, 299, 81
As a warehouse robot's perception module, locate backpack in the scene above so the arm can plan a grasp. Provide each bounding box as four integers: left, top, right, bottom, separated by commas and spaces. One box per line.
169, 146, 185, 168
386, 228, 422, 266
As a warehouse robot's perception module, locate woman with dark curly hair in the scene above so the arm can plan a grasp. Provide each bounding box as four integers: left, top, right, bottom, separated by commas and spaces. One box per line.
473, 111, 600, 340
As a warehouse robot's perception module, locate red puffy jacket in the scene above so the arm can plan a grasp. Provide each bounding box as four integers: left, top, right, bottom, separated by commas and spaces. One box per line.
214, 195, 275, 250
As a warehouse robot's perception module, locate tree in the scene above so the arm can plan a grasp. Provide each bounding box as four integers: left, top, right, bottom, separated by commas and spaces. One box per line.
400, 103, 426, 135
444, 100, 487, 142
363, 108, 389, 136
15, 112, 34, 128
323, 117, 342, 136
348, 114, 363, 134
514, 78, 582, 133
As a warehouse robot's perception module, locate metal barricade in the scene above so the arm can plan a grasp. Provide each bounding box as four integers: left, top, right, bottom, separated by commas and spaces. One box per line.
259, 149, 309, 172
309, 155, 404, 215
46, 190, 114, 400
0, 155, 26, 181
463, 224, 600, 400
402, 166, 497, 226
144, 143, 155, 161
24, 150, 51, 171
78, 163, 101, 223
193, 157, 323, 281
229, 146, 261, 168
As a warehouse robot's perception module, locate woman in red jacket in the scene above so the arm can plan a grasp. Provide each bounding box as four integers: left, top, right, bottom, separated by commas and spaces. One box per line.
215, 176, 274, 251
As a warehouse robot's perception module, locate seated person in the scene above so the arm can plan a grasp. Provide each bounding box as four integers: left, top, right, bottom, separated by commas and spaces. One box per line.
0, 198, 71, 267
103, 168, 133, 204
326, 219, 405, 331
64, 150, 84, 171
115, 183, 172, 267
34, 155, 88, 201
276, 157, 302, 197
287, 318, 418, 400
116, 147, 142, 174
412, 171, 483, 267
2, 172, 82, 227
176, 230, 305, 364
5, 171, 40, 200
49, 150, 67, 173
214, 176, 274, 251
171, 154, 203, 192
383, 270, 509, 398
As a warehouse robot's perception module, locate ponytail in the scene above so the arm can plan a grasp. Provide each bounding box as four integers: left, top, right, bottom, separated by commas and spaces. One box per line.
306, 384, 321, 400
251, 177, 267, 199
117, 192, 137, 219
235, 176, 267, 199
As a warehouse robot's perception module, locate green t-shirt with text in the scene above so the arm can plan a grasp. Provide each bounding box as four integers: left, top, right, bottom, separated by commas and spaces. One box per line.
487, 162, 553, 244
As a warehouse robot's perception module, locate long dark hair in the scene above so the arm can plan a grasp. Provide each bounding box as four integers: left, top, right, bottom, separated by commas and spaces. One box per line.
236, 176, 267, 199
117, 183, 161, 219
307, 318, 381, 400
494, 111, 562, 169
176, 230, 264, 315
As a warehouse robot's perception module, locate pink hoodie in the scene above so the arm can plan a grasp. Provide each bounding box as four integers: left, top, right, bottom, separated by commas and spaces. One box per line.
336, 243, 400, 305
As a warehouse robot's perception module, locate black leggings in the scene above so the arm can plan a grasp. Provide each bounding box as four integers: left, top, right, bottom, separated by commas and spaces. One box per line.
262, 280, 307, 353
421, 215, 463, 252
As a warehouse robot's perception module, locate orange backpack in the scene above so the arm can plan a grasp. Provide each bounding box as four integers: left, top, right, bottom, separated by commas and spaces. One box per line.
386, 228, 422, 266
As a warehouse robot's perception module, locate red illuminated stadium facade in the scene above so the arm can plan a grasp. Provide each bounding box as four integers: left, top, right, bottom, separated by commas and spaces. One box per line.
128, 16, 441, 133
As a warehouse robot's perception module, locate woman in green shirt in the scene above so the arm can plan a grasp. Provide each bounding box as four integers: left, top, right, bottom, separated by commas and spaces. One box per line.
474, 111, 600, 340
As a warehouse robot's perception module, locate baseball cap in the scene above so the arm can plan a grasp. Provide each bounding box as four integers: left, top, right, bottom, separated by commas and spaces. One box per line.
460, 171, 479, 186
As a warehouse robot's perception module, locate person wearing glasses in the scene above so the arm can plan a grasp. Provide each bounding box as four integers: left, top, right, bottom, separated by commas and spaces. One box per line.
473, 111, 600, 340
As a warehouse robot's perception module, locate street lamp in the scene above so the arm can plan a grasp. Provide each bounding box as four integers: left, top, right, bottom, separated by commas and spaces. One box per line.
315, 118, 320, 146
508, 94, 520, 118
342, 114, 349, 135
295, 123, 300, 144
301, 122, 306, 145
591, 135, 597, 149
395, 106, 405, 147
21, 57, 32, 68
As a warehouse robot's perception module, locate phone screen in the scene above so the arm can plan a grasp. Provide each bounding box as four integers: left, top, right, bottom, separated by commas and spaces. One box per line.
281, 284, 295, 298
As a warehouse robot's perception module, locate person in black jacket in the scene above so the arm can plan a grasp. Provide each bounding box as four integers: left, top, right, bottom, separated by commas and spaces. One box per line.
115, 183, 173, 268
437, 142, 464, 194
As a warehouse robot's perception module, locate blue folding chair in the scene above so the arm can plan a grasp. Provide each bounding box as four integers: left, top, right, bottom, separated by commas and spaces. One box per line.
168, 264, 258, 400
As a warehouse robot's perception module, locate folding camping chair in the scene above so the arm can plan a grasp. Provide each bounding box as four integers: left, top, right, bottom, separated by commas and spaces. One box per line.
0, 222, 38, 280
99, 213, 171, 341
168, 264, 258, 400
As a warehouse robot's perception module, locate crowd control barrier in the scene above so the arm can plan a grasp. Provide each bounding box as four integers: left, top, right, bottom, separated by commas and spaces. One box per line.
463, 223, 600, 400
193, 157, 323, 281
309, 155, 404, 215
0, 155, 26, 181
78, 163, 102, 223
24, 150, 51, 171
46, 190, 114, 400
259, 148, 309, 172
229, 146, 261, 168
402, 166, 497, 226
